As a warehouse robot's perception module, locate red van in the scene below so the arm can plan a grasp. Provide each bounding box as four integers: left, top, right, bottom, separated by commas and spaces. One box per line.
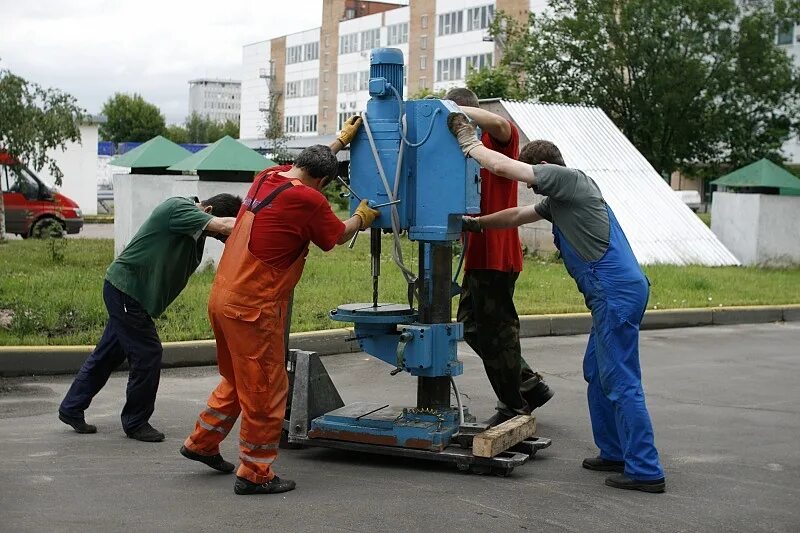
0, 152, 83, 238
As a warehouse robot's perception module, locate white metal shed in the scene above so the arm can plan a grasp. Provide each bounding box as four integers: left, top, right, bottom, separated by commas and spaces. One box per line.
486, 100, 739, 266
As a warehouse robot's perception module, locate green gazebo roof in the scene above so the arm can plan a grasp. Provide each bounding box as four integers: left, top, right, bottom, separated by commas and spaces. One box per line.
168, 136, 276, 172
109, 136, 191, 168
711, 159, 800, 192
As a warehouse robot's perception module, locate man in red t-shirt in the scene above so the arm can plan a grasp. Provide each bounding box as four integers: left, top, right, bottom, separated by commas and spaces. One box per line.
445, 88, 553, 426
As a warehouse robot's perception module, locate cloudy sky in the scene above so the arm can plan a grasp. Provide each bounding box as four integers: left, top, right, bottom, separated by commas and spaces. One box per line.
0, 0, 400, 124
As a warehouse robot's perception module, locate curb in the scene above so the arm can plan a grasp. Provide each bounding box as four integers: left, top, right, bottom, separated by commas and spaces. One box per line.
1, 305, 798, 377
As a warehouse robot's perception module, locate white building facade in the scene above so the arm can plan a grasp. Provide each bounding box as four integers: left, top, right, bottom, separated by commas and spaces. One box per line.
240, 1, 539, 141
188, 78, 242, 123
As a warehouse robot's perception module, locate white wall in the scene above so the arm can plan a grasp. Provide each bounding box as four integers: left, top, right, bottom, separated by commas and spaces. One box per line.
241, 40, 271, 140
42, 123, 100, 215
433, 0, 496, 93
113, 173, 251, 268
285, 28, 322, 136
711, 192, 800, 266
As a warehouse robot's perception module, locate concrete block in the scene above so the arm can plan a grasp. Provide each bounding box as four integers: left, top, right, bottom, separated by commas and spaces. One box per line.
781, 305, 800, 322
519, 316, 551, 338
549, 313, 593, 336
712, 306, 783, 326
642, 308, 713, 330
161, 340, 217, 368
289, 328, 359, 355
0, 346, 93, 377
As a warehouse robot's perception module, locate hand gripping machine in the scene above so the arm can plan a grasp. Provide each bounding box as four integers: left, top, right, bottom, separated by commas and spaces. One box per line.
285, 48, 550, 475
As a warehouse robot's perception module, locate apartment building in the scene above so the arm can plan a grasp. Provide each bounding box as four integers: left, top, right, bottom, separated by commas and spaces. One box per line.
777, 21, 800, 163
188, 78, 241, 123
240, 0, 542, 140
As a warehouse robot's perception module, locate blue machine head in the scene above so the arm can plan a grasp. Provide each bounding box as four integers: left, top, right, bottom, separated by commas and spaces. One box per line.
349, 48, 480, 242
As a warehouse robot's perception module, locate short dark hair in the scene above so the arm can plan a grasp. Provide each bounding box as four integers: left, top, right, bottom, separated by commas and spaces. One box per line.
444, 87, 480, 108
201, 193, 242, 217
519, 140, 566, 167
294, 144, 338, 180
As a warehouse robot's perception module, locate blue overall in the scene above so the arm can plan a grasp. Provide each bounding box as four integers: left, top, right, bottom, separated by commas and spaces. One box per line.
553, 206, 664, 481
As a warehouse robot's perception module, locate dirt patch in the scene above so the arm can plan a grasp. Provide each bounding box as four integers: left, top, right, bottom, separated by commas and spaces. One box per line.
0, 309, 13, 329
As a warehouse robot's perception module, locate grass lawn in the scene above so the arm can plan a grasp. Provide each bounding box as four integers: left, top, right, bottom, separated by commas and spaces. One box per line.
1, 237, 799, 345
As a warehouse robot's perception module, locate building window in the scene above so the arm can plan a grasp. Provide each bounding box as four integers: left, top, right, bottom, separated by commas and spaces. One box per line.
436, 57, 462, 82
466, 53, 493, 72
361, 28, 381, 51
338, 72, 358, 92
304, 41, 319, 61
302, 114, 317, 132
777, 22, 795, 45
467, 4, 495, 32
420, 55, 427, 70
421, 14, 428, 29
387, 22, 409, 45
438, 11, 464, 36
418, 77, 427, 90
303, 78, 318, 97
286, 45, 303, 64
285, 80, 301, 98
358, 71, 370, 91
345, 7, 356, 20
338, 111, 358, 130
339, 32, 359, 54
420, 35, 428, 50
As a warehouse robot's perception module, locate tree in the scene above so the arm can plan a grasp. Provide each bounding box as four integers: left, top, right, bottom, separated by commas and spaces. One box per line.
99, 93, 165, 143
409, 87, 446, 100
492, 0, 800, 176
0, 68, 83, 241
164, 123, 189, 144
466, 64, 524, 101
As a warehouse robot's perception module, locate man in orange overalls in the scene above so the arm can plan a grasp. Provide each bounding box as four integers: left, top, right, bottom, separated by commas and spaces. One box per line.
179, 117, 378, 495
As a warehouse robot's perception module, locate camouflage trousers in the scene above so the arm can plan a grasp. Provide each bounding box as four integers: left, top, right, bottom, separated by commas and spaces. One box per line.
457, 270, 542, 414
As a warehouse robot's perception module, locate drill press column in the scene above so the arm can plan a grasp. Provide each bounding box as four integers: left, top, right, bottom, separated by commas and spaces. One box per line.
417, 242, 453, 410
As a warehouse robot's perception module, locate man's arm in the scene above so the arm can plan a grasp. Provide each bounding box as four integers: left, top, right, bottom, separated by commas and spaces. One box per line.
205, 216, 236, 235
458, 106, 512, 144
447, 113, 536, 185
465, 205, 542, 230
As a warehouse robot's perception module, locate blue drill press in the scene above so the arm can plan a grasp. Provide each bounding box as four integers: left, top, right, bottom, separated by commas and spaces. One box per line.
286, 48, 549, 474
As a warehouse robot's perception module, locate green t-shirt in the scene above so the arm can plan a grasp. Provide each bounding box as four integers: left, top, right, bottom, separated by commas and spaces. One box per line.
105, 197, 213, 318
532, 164, 610, 261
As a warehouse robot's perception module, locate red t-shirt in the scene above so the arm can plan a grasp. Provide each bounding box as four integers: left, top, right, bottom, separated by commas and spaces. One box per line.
241, 166, 346, 269
465, 121, 524, 272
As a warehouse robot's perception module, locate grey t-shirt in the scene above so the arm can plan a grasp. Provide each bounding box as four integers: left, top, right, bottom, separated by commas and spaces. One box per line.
532, 164, 610, 261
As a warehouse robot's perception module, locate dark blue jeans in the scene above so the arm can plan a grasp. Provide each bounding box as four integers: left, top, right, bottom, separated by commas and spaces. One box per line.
60, 281, 163, 434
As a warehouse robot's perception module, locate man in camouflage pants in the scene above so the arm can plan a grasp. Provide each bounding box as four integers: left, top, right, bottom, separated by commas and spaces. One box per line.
447, 88, 554, 425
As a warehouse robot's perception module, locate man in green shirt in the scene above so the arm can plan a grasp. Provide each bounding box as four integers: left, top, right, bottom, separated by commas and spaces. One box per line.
59, 194, 241, 442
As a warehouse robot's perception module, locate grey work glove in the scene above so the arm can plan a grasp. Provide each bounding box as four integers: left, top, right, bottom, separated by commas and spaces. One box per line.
447, 112, 483, 157
462, 216, 482, 233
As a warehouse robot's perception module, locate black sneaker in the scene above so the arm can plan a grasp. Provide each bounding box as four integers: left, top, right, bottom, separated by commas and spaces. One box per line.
582, 456, 625, 473
58, 412, 97, 434
180, 445, 235, 473
126, 423, 165, 442
234, 475, 296, 495
605, 474, 666, 493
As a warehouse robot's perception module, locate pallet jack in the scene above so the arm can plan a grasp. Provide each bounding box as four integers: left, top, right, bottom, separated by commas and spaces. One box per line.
284, 48, 550, 475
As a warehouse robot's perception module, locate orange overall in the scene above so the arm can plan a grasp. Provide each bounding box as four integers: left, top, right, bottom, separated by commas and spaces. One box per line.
184, 179, 306, 483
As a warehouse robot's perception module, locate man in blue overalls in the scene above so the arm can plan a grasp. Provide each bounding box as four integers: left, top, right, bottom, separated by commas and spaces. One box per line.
448, 113, 665, 493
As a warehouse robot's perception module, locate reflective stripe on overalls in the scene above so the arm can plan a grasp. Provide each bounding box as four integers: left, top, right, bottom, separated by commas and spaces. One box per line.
553, 205, 664, 481
184, 173, 307, 484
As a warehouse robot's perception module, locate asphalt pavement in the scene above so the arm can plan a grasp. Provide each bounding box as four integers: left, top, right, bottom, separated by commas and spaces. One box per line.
1, 323, 798, 532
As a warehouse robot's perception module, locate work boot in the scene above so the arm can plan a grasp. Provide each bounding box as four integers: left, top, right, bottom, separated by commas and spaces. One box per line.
234, 476, 296, 495
126, 423, 165, 442
180, 445, 235, 473
522, 373, 554, 411
58, 412, 97, 434
582, 456, 625, 473
605, 474, 666, 493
